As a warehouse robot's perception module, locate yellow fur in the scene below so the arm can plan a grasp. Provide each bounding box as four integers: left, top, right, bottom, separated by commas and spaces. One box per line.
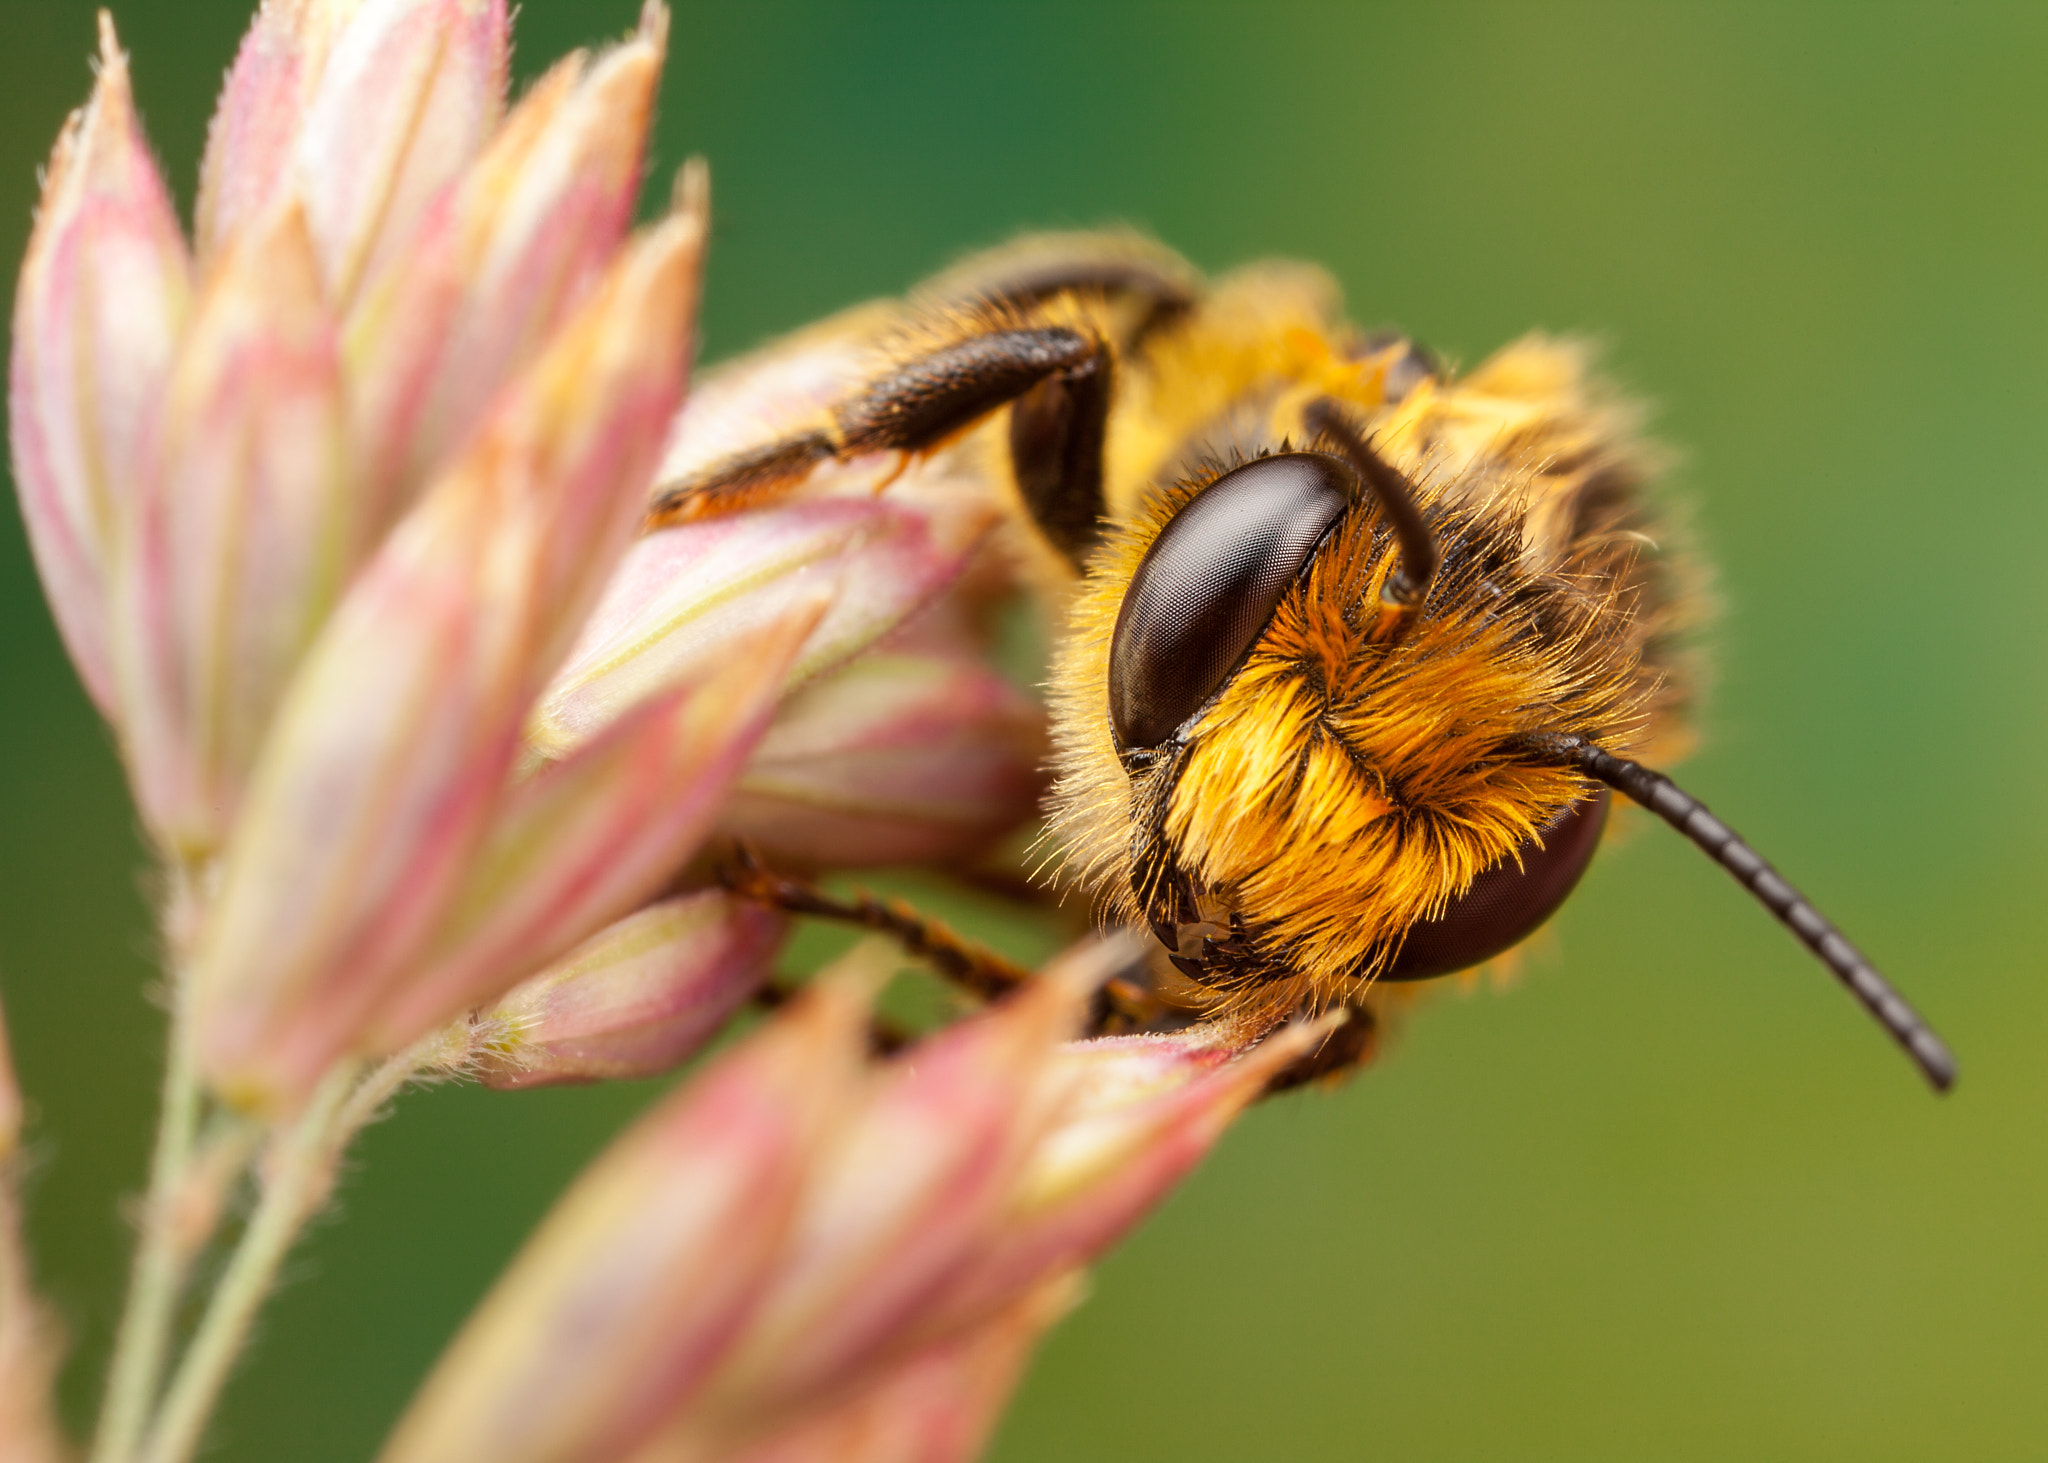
1042, 265, 1695, 1026
660, 232, 1703, 1045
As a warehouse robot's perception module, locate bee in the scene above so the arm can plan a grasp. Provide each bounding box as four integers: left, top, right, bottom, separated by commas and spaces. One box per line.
653, 232, 1955, 1093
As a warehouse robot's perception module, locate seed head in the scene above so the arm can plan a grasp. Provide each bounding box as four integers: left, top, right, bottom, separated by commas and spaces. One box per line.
380, 942, 1336, 1463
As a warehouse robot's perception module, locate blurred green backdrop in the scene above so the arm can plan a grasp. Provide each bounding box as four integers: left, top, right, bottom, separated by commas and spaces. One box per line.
4, 1, 2046, 1459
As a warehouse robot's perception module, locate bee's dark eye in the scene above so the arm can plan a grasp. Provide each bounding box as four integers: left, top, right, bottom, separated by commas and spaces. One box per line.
1108, 452, 1352, 749
1382, 790, 1610, 981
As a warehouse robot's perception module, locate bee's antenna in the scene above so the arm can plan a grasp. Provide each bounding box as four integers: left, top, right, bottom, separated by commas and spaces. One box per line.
1517, 733, 1956, 1092
1304, 399, 1439, 610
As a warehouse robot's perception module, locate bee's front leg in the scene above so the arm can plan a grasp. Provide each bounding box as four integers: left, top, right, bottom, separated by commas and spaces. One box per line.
648, 326, 1112, 566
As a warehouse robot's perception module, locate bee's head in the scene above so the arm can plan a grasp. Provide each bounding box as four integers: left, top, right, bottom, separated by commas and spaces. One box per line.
1045, 404, 1954, 1090
1049, 438, 1643, 1009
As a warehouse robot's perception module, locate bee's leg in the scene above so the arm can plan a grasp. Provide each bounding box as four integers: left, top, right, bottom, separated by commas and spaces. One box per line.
742, 920, 1154, 1052
1082, 950, 1195, 1038
1006, 345, 1111, 565
649, 327, 1112, 565
1260, 1003, 1380, 1096
722, 846, 1033, 1001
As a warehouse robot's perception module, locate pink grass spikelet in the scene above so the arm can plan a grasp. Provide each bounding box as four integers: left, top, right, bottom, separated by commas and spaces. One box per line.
3, 6, 1338, 1460
474, 890, 787, 1090
10, 16, 192, 716
113, 200, 351, 855
381, 945, 1335, 1463
718, 627, 1046, 870
191, 208, 710, 1108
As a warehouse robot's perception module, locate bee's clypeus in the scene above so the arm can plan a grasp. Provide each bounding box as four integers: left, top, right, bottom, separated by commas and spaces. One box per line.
657, 233, 1955, 1093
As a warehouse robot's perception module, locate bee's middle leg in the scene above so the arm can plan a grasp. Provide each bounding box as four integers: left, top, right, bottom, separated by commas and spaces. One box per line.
721, 845, 1034, 1001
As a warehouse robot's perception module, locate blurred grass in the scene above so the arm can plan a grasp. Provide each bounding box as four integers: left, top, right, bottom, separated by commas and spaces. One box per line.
1, 2, 2045, 1459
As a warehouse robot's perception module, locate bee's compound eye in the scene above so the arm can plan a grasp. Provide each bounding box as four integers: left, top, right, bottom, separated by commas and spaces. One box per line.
1382, 789, 1611, 981
1108, 452, 1352, 749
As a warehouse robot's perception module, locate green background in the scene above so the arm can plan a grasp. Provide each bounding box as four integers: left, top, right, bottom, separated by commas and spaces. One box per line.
3, 1, 2044, 1458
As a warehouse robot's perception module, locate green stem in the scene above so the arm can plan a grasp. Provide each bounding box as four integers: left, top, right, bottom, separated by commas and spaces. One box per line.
136, 1048, 423, 1463
90, 990, 205, 1463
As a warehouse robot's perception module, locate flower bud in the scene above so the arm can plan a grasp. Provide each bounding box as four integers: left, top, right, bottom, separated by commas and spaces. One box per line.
719, 644, 1045, 869
197, 0, 364, 260
9, 14, 192, 715
697, 955, 1098, 1425
345, 6, 665, 532
917, 1017, 1336, 1344
199, 0, 510, 299
0, 1258, 60, 1463
291, 0, 510, 303
381, 940, 1323, 1463
475, 890, 785, 1090
113, 201, 352, 856
379, 958, 883, 1463
529, 483, 999, 764
724, 1276, 1081, 1463
698, 994, 1335, 1450
369, 605, 817, 1055
193, 212, 703, 1110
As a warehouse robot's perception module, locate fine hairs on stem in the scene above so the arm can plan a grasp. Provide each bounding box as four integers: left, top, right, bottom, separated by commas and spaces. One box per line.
133, 1062, 361, 1463
89, 988, 202, 1463
90, 1022, 435, 1463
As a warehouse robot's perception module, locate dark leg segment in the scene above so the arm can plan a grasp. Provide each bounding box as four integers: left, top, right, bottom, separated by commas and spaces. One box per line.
1008, 352, 1112, 565
723, 846, 1033, 1001
648, 327, 1112, 565
652, 432, 839, 522
835, 328, 1094, 456
725, 846, 1386, 1077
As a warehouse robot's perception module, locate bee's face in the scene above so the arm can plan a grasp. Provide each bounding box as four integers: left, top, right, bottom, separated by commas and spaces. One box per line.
1050, 448, 1643, 1006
